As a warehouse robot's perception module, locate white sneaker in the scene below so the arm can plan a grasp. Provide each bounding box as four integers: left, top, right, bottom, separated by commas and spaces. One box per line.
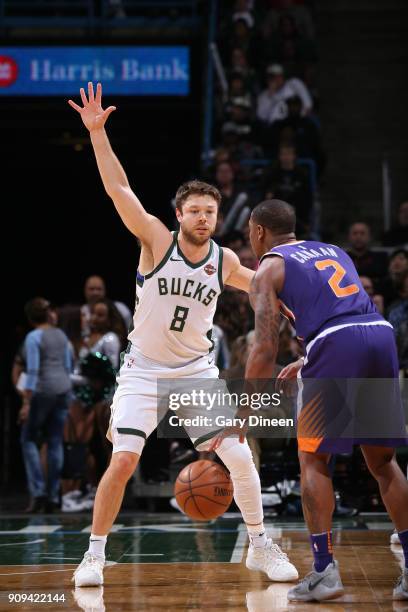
73, 553, 104, 587
246, 538, 299, 582
391, 530, 401, 545
62, 490, 88, 512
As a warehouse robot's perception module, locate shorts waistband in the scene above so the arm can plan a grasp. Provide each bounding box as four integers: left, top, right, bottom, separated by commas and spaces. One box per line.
305, 320, 393, 356
126, 342, 206, 369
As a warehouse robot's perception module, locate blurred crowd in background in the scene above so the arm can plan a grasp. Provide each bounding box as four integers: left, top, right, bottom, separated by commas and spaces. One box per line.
9, 0, 408, 516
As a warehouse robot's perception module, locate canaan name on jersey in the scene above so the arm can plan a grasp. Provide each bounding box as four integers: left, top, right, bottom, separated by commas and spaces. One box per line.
290, 245, 338, 264
157, 277, 218, 306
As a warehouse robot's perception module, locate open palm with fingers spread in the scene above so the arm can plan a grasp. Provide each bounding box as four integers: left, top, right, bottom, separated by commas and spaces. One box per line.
68, 82, 116, 132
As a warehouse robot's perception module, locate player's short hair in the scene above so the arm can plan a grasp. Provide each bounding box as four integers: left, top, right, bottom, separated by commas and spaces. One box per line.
175, 180, 221, 212
251, 199, 296, 234
24, 297, 50, 325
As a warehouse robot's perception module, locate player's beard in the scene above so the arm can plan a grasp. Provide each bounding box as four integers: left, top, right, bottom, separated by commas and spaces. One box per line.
181, 225, 215, 246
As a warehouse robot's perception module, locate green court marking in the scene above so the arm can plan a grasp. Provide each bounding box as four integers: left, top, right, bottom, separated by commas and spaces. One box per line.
0, 515, 394, 567
0, 516, 240, 566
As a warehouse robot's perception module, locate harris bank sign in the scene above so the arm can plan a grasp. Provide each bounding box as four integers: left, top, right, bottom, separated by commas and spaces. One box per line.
0, 46, 189, 95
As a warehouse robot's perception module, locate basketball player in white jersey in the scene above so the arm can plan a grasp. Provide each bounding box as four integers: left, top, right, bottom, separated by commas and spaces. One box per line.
69, 83, 298, 587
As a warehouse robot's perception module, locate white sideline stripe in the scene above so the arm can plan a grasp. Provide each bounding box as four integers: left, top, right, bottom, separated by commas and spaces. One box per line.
366, 522, 393, 530
18, 526, 61, 534
230, 526, 247, 563
123, 553, 164, 556
0, 539, 45, 547
39, 556, 80, 560
81, 523, 124, 533
0, 568, 76, 576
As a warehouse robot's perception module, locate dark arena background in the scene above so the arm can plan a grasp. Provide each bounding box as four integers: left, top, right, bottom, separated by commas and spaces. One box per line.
1, 1, 408, 611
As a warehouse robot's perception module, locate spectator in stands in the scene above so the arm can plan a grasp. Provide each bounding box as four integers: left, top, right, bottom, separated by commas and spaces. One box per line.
267, 95, 325, 173
215, 290, 254, 348
382, 201, 408, 247
225, 96, 254, 130
263, 13, 317, 68
221, 229, 246, 252
387, 271, 408, 369
214, 161, 252, 235
220, 122, 264, 182
229, 47, 259, 95
71, 299, 125, 484
82, 274, 132, 334
215, 161, 243, 213
262, 0, 315, 40
229, 12, 258, 65
213, 147, 232, 166
256, 63, 313, 125
237, 245, 258, 270
359, 275, 385, 315
261, 143, 312, 231
107, 0, 126, 18
57, 304, 83, 366
79, 298, 125, 372
378, 249, 408, 309
346, 222, 388, 282
229, 72, 253, 107
20, 298, 72, 513
220, 334, 248, 380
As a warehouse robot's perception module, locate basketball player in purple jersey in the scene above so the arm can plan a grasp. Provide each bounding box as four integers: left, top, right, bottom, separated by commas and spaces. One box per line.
247, 199, 408, 602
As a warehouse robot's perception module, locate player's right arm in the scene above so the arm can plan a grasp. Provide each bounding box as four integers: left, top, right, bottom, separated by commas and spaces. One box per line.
68, 82, 171, 248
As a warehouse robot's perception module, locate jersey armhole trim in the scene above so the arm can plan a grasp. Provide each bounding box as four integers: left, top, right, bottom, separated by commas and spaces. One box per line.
117, 427, 147, 440
259, 252, 284, 264
218, 246, 224, 292
144, 235, 175, 280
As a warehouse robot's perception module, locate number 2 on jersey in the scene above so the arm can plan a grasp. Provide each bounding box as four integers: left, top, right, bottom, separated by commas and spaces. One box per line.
315, 259, 359, 298
170, 306, 189, 332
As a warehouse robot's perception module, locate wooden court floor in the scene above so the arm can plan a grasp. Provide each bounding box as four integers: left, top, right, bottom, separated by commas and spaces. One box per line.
0, 514, 406, 611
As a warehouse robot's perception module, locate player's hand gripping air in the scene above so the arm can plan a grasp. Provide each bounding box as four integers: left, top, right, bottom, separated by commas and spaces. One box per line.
68, 82, 116, 132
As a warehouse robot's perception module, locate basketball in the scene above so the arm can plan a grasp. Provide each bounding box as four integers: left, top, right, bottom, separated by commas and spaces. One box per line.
174, 460, 234, 521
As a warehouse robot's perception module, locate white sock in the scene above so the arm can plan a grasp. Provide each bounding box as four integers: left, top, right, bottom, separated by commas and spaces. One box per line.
87, 534, 107, 559
247, 524, 268, 548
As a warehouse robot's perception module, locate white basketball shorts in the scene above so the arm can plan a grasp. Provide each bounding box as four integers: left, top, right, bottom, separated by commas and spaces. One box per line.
107, 344, 234, 455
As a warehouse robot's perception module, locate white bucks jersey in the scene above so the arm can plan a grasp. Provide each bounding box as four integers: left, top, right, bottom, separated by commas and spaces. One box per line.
128, 232, 224, 365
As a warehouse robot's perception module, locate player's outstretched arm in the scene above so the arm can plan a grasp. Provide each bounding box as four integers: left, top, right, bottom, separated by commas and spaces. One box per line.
245, 258, 283, 380
68, 82, 170, 245
222, 248, 255, 292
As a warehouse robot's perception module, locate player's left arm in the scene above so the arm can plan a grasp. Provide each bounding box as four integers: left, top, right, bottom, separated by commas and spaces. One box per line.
222, 248, 255, 292
245, 257, 284, 380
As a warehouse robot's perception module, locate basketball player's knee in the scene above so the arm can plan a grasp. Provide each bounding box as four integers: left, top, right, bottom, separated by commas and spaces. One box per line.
216, 439, 257, 479
298, 450, 329, 472
365, 450, 395, 478
110, 452, 139, 481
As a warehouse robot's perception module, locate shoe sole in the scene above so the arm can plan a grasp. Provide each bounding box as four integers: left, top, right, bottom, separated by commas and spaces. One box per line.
288, 587, 345, 602
74, 578, 104, 587
246, 561, 299, 582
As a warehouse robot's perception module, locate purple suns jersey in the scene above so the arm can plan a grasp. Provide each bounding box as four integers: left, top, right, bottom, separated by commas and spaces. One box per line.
260, 240, 382, 343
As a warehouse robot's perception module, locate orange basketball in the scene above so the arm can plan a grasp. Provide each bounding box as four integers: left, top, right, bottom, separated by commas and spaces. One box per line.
174, 460, 234, 521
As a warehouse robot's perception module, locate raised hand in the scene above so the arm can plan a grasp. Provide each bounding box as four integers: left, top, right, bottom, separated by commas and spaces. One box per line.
68, 82, 116, 132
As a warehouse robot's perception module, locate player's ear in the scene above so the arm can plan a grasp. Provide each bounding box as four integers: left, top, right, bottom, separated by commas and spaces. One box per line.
175, 207, 183, 222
